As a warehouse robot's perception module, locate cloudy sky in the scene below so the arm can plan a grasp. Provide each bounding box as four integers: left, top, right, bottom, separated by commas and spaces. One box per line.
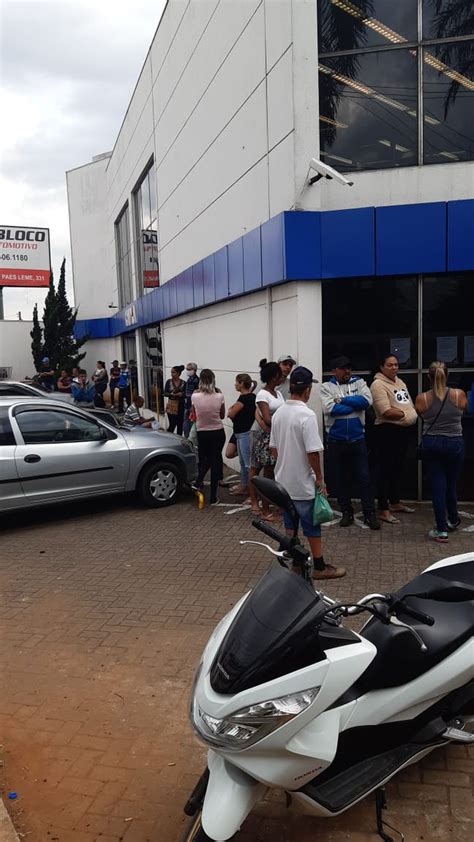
0, 0, 166, 320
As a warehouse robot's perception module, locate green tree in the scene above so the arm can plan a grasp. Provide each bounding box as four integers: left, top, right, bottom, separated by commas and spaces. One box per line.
30, 303, 43, 370
30, 258, 88, 374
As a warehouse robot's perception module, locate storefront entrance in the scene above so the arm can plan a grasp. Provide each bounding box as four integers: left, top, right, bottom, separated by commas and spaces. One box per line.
322, 272, 474, 501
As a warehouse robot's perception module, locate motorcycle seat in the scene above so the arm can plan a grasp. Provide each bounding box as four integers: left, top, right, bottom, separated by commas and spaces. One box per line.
347, 561, 474, 696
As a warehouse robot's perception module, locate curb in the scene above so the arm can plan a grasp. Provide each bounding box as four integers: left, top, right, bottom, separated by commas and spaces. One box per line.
0, 800, 20, 842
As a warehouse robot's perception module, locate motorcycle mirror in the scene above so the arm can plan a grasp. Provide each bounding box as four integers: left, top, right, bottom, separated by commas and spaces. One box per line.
251, 476, 299, 530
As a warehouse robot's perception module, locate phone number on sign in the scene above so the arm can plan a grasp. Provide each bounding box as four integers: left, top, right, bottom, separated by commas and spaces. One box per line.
1, 253, 29, 261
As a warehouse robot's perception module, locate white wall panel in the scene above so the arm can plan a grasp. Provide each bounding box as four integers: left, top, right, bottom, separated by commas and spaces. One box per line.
151, 0, 219, 121
267, 47, 294, 149
159, 157, 269, 281
153, 0, 262, 165
268, 133, 295, 217
155, 6, 266, 202
312, 161, 474, 212
158, 85, 268, 248
0, 321, 36, 380
264, 0, 292, 69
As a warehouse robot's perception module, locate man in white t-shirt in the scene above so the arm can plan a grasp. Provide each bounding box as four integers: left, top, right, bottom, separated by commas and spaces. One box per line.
270, 366, 346, 580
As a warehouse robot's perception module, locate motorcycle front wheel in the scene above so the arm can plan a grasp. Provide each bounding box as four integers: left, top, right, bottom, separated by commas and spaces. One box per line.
179, 809, 236, 842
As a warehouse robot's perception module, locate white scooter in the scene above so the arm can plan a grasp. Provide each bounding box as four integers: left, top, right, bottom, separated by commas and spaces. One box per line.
180, 478, 474, 842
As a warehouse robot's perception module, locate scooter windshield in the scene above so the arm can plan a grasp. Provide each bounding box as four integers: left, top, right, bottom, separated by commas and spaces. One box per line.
210, 565, 328, 694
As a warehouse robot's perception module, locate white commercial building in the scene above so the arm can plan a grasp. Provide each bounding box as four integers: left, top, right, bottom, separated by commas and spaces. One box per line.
67, 0, 474, 500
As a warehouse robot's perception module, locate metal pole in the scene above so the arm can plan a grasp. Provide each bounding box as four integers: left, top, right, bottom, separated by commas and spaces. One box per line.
0, 287, 4, 320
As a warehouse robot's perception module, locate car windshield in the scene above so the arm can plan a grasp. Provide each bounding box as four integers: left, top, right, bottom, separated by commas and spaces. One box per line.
209, 565, 327, 694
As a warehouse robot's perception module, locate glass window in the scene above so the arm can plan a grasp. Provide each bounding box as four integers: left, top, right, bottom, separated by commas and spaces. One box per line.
322, 276, 418, 372
0, 406, 15, 446
319, 49, 418, 171
423, 0, 474, 40
143, 325, 164, 415
134, 162, 160, 294
16, 409, 103, 444
115, 206, 133, 307
423, 41, 474, 164
318, 0, 418, 54
423, 273, 474, 367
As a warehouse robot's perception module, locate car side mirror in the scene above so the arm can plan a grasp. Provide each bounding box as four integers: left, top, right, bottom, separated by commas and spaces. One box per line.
97, 427, 109, 442
251, 476, 299, 530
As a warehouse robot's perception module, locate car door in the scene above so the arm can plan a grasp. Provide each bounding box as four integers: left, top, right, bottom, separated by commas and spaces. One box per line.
11, 404, 130, 503
0, 405, 24, 511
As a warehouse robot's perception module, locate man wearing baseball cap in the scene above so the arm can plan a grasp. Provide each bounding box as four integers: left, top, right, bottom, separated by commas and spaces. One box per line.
277, 354, 296, 400
270, 366, 346, 580
37, 356, 55, 392
320, 355, 379, 530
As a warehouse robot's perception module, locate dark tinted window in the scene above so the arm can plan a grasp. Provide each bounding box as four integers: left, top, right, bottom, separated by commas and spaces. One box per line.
423, 0, 474, 39
423, 41, 474, 165
422, 273, 474, 367
0, 407, 15, 445
318, 0, 418, 53
322, 276, 418, 371
0, 384, 30, 396
319, 50, 418, 172
16, 409, 103, 445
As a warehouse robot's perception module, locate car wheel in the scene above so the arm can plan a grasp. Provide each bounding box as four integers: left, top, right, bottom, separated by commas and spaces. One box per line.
137, 461, 180, 507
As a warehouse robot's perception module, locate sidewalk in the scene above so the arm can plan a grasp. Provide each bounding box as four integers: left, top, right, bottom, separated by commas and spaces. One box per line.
0, 492, 473, 841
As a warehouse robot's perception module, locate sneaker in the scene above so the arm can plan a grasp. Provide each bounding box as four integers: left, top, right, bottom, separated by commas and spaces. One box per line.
428, 529, 448, 543
447, 518, 461, 531
363, 513, 381, 531
339, 512, 354, 528
313, 564, 346, 580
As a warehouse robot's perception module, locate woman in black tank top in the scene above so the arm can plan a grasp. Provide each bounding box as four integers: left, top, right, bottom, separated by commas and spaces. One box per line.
415, 361, 467, 543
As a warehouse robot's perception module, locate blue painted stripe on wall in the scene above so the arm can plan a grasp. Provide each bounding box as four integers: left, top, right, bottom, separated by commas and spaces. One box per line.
447, 199, 474, 272
284, 211, 321, 280
376, 202, 446, 276
321, 207, 375, 278
228, 237, 244, 297
75, 199, 473, 340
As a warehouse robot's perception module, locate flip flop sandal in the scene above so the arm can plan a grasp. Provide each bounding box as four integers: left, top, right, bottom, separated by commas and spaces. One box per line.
391, 505, 415, 514
379, 513, 400, 524
262, 513, 280, 523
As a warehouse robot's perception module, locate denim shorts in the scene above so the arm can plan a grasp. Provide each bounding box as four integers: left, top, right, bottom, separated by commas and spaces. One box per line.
283, 498, 321, 538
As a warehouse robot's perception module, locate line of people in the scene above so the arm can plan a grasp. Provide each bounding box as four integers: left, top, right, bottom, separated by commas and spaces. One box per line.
183, 352, 468, 580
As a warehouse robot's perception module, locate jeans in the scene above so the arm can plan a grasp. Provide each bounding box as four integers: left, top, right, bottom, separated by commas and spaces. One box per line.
425, 436, 464, 532
183, 411, 193, 438
109, 380, 119, 406
328, 438, 375, 515
374, 424, 410, 511
282, 499, 321, 538
196, 428, 226, 503
235, 431, 251, 486
118, 386, 131, 413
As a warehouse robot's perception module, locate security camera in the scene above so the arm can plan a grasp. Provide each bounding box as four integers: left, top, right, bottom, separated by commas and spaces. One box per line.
309, 158, 354, 187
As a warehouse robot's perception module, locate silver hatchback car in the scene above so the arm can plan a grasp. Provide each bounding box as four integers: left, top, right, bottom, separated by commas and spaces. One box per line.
0, 397, 197, 512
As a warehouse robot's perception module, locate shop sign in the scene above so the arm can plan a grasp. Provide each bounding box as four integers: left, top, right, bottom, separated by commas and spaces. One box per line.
0, 226, 51, 287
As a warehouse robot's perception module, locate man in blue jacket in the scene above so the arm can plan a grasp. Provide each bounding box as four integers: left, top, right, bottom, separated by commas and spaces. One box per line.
320, 356, 379, 530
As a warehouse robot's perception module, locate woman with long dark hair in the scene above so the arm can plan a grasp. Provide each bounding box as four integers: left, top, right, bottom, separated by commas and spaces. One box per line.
248, 359, 284, 520
164, 366, 185, 434
191, 369, 226, 505
415, 361, 467, 542
370, 353, 417, 524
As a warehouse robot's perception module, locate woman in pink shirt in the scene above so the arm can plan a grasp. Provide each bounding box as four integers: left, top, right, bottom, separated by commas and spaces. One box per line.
191, 369, 225, 504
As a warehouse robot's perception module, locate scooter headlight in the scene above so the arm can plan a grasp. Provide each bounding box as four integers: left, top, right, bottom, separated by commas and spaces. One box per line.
193, 688, 320, 750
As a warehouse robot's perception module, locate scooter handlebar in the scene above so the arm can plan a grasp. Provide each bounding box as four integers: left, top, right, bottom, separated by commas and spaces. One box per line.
397, 602, 435, 626
252, 519, 292, 550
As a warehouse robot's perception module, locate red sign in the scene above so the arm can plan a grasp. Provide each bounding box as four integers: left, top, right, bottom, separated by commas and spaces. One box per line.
0, 226, 51, 287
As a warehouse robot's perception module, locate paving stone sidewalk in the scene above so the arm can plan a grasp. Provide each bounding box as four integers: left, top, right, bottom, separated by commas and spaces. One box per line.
0, 491, 473, 842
